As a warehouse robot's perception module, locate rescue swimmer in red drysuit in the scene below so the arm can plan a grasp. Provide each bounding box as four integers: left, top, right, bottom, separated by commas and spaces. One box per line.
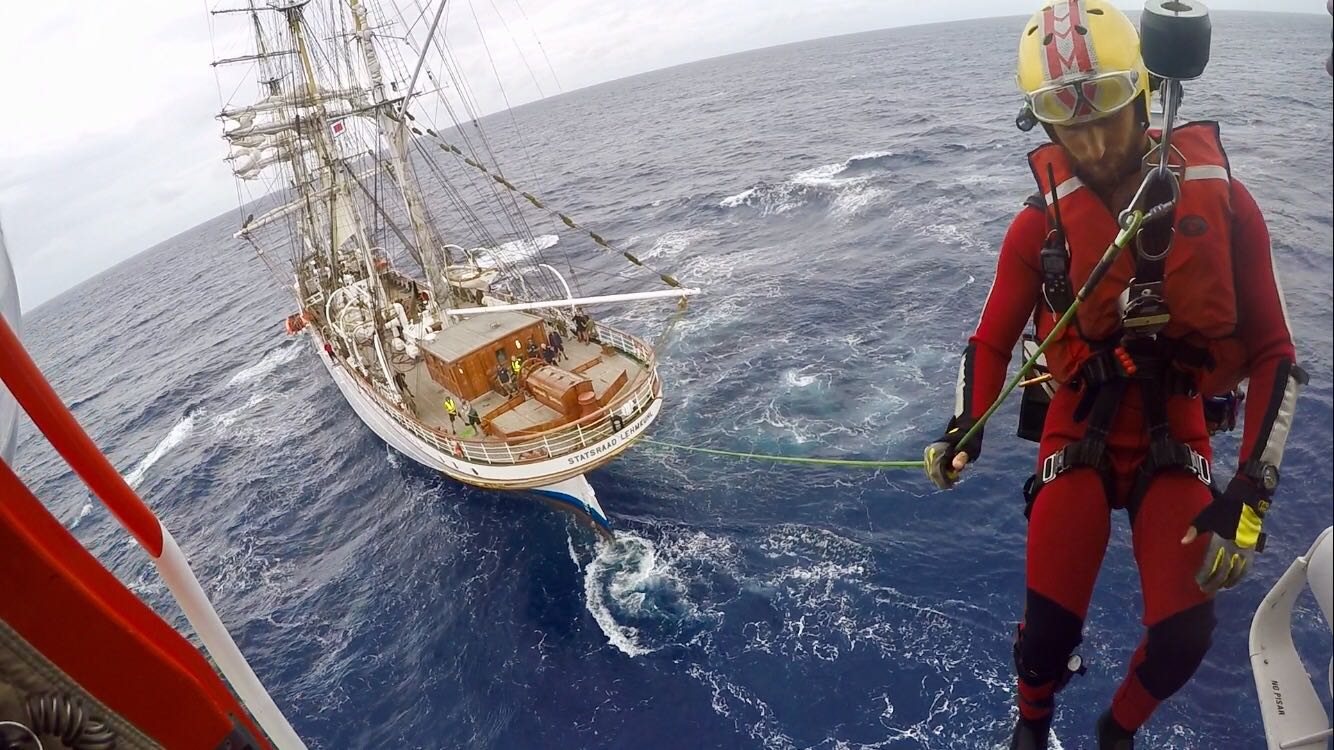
920, 2, 1306, 748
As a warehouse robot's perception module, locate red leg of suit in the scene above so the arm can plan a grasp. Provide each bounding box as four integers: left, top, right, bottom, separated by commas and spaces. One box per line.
1017, 386, 1215, 731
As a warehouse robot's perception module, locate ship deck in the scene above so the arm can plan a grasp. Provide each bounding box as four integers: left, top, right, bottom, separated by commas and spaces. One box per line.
398, 335, 647, 441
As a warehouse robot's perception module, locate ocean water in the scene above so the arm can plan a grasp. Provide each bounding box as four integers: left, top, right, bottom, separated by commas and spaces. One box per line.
12, 12, 1334, 749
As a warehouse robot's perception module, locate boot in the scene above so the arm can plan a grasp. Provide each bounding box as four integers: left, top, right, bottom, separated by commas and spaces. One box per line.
1096, 710, 1135, 750
1010, 714, 1052, 750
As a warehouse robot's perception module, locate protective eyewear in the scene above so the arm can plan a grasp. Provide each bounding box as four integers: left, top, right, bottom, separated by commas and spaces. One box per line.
1026, 70, 1141, 126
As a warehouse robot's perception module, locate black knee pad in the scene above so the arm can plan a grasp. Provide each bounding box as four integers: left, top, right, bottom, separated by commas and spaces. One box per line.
1015, 590, 1085, 687
1137, 600, 1217, 700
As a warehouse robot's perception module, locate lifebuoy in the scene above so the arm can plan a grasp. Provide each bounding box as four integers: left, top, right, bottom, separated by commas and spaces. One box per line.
609, 415, 624, 432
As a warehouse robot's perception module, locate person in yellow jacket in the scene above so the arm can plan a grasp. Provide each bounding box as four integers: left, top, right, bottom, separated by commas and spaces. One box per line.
443, 395, 458, 434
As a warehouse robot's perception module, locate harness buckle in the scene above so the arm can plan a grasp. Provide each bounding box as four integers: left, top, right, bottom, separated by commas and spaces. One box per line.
1146, 439, 1213, 486
1122, 280, 1172, 338
1042, 450, 1065, 485
1189, 449, 1212, 486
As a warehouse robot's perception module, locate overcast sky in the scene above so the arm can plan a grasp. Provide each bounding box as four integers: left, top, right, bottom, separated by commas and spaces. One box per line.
0, 0, 1321, 310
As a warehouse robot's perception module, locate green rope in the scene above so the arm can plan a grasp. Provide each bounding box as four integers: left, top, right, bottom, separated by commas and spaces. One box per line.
955, 209, 1146, 451
636, 437, 924, 469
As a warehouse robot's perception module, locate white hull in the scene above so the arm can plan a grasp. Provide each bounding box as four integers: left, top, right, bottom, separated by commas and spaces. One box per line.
313, 337, 659, 531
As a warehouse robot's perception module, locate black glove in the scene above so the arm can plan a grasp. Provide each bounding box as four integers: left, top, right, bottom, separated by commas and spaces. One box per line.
923, 415, 984, 490
1186, 475, 1268, 593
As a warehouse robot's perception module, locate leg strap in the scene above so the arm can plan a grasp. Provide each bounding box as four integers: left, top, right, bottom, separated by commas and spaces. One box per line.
1126, 438, 1212, 525
1024, 378, 1123, 518
1041, 438, 1110, 485
1126, 376, 1212, 519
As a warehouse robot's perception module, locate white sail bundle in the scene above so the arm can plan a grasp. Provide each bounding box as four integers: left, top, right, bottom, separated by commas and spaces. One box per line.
220, 87, 368, 119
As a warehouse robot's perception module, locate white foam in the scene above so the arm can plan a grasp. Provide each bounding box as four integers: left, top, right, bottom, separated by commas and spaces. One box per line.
850, 149, 895, 161
718, 187, 756, 208
68, 502, 94, 529
685, 665, 796, 749
580, 533, 657, 657
641, 228, 715, 262
957, 173, 1013, 187
579, 529, 737, 658
122, 413, 196, 489
792, 161, 860, 188
228, 344, 302, 386
783, 368, 821, 388
915, 222, 988, 253
212, 392, 271, 429
719, 150, 890, 218
473, 234, 559, 266
830, 185, 887, 220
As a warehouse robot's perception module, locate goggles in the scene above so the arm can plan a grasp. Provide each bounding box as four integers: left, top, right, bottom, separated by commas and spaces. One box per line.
1025, 70, 1141, 126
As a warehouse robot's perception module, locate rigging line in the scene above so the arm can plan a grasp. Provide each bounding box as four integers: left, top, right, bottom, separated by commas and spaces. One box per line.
344, 165, 420, 268
460, 0, 545, 237
207, 0, 251, 231
414, 145, 538, 289
649, 296, 689, 356
412, 149, 494, 243
481, 0, 572, 273
421, 131, 687, 290
485, 0, 544, 100
475, 0, 565, 258
635, 438, 925, 470
411, 146, 536, 292
397, 0, 433, 36
410, 139, 507, 249
423, 2, 539, 247
400, 0, 450, 109
390, 0, 485, 160
510, 0, 562, 92
562, 263, 641, 282
399, 2, 529, 245
388, 2, 548, 301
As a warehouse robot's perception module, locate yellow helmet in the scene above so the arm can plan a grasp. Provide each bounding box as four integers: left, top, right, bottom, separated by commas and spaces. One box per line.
1016, 0, 1150, 126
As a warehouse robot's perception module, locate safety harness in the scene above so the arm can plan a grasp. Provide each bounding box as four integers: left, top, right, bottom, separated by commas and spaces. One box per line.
1019, 191, 1216, 520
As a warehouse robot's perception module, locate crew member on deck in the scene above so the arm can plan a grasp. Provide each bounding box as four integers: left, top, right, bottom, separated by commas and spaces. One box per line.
496, 363, 516, 396
510, 355, 524, 390
443, 396, 459, 433
573, 309, 591, 343
548, 327, 567, 361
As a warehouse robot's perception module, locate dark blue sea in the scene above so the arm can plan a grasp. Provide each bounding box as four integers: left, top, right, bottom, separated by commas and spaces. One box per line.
12, 12, 1333, 749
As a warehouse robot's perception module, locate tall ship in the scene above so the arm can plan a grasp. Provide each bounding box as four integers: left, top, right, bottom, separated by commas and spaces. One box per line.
209, 0, 696, 531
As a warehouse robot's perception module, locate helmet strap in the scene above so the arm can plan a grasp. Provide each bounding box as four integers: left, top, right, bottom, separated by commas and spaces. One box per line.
1134, 96, 1151, 132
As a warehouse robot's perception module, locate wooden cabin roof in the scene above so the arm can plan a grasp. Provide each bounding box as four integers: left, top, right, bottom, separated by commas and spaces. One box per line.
420, 311, 541, 363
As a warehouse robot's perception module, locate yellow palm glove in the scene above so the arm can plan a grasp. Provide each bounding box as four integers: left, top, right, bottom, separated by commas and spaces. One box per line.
923, 417, 983, 491
1183, 476, 1269, 594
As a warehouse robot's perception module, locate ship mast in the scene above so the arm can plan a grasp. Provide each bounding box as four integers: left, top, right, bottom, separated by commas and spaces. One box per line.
345, 0, 451, 324
279, 0, 399, 393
